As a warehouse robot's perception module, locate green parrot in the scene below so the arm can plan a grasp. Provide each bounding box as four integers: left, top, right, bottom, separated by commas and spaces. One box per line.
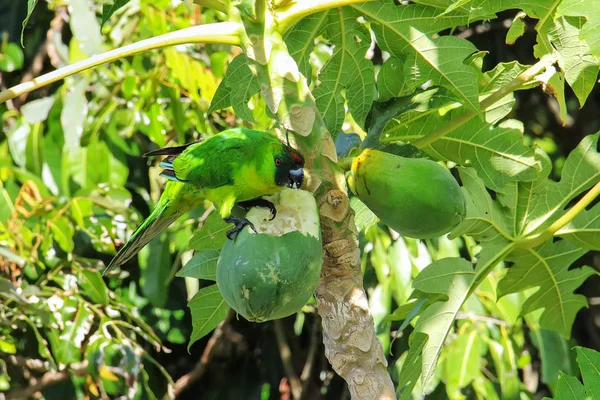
102, 128, 305, 276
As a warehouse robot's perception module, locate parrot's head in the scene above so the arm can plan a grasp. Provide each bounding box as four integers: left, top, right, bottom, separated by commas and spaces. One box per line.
274, 145, 304, 190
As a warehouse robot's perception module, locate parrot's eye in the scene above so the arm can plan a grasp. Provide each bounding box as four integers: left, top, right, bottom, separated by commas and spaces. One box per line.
275, 158, 282, 167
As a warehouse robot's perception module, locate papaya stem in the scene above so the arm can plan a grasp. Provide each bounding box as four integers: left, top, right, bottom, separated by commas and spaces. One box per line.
0, 22, 242, 104
514, 180, 600, 249
275, 0, 374, 32
411, 54, 556, 149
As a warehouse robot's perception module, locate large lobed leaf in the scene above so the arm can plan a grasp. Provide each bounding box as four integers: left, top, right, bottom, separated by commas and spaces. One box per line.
285, 8, 375, 134
498, 240, 596, 337
187, 285, 229, 351
557, 0, 600, 60
355, 2, 481, 115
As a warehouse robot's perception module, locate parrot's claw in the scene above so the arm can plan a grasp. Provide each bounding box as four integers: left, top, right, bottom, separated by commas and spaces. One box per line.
237, 199, 277, 221
224, 216, 257, 240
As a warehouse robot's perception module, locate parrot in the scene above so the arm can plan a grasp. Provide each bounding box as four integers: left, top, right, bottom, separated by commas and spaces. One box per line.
101, 128, 305, 277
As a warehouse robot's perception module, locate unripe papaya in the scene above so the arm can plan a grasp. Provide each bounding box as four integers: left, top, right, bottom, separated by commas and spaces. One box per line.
348, 149, 466, 238
217, 188, 322, 322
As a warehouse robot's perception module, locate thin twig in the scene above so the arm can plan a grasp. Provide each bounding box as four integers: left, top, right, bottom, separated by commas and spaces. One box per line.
299, 317, 320, 398
172, 310, 233, 398
274, 320, 302, 400
4, 361, 87, 400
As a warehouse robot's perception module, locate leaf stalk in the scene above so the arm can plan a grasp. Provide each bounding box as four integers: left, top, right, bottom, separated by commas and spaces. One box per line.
411, 54, 556, 149
515, 179, 600, 249
0, 22, 242, 104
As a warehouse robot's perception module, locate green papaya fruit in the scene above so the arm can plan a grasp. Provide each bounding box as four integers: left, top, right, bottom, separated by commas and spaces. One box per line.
348, 149, 466, 238
216, 188, 322, 322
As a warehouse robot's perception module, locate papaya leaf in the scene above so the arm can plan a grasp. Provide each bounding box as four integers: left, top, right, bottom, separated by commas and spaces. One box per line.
549, 16, 600, 107
407, 243, 512, 388
506, 12, 527, 44
543, 347, 600, 400
177, 249, 220, 281
189, 213, 230, 251
285, 8, 375, 133
556, 0, 600, 60
208, 54, 259, 122
349, 197, 378, 232
522, 132, 600, 236
450, 168, 512, 243
355, 2, 481, 115
498, 240, 596, 337
386, 111, 539, 192
188, 285, 229, 351
556, 204, 600, 250
411, 257, 476, 387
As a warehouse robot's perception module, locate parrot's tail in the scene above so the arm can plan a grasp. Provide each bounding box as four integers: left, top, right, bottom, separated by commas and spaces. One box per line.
102, 201, 181, 277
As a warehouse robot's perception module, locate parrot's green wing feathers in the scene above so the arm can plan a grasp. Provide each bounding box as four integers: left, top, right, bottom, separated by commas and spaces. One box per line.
102, 201, 178, 276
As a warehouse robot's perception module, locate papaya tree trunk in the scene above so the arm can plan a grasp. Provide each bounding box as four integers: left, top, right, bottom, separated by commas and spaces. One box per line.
235, 5, 396, 399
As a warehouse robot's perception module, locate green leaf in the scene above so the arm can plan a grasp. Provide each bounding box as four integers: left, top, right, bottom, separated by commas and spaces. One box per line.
0, 42, 24, 72
208, 54, 259, 121
487, 338, 520, 399
177, 249, 220, 280
552, 372, 587, 400
557, 0, 600, 59
355, 2, 481, 115
506, 12, 527, 44
450, 168, 512, 243
102, 0, 130, 26
444, 328, 483, 396
52, 302, 94, 364
574, 346, 600, 398
78, 269, 109, 305
187, 285, 229, 351
50, 216, 75, 253
385, 113, 540, 191
286, 8, 375, 133
139, 234, 171, 308
545, 346, 600, 400
549, 16, 600, 107
557, 204, 600, 251
20, 0, 39, 46
349, 197, 378, 232
396, 332, 427, 400
523, 133, 600, 236
498, 240, 596, 337
530, 328, 575, 383
412, 257, 476, 387
189, 213, 231, 251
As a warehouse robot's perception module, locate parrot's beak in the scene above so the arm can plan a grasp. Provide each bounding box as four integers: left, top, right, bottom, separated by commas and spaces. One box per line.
287, 168, 304, 189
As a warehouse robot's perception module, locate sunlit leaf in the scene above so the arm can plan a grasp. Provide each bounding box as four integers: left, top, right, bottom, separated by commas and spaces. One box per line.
188, 285, 229, 351
177, 249, 219, 281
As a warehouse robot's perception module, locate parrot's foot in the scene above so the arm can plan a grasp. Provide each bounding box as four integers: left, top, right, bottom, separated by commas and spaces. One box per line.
224, 216, 257, 240
237, 199, 277, 221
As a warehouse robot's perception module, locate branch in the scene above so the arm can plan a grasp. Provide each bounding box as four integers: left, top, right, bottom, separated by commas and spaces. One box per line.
411, 55, 555, 149
275, 0, 374, 32
0, 22, 242, 104
4, 361, 88, 400
172, 310, 233, 397
274, 320, 302, 400
515, 180, 600, 249
193, 0, 228, 13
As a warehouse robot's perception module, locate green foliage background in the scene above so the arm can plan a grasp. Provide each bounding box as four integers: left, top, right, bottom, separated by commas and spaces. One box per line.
0, 0, 600, 399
